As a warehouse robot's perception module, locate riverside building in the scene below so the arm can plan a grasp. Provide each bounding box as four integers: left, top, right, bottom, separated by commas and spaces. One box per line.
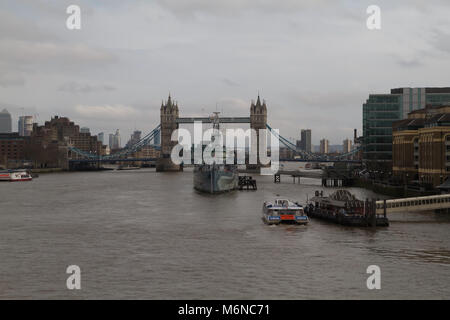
363, 87, 450, 171
392, 105, 450, 187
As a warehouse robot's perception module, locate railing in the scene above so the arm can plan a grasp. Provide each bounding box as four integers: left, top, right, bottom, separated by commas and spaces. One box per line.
376, 194, 450, 213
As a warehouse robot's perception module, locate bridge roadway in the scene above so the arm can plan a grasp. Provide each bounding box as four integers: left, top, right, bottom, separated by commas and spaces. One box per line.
69, 158, 158, 163
376, 193, 450, 214
238, 169, 323, 179
177, 117, 251, 124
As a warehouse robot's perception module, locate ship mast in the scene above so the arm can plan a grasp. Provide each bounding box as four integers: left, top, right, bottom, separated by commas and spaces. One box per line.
211, 111, 220, 131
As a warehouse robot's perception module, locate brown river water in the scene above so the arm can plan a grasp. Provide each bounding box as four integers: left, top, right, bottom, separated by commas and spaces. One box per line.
0, 165, 449, 299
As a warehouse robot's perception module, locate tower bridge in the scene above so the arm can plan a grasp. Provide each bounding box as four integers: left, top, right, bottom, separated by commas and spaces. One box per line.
156, 95, 267, 171
67, 94, 361, 170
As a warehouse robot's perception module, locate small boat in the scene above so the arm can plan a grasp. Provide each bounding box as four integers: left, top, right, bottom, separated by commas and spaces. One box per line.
262, 198, 309, 225
0, 169, 33, 182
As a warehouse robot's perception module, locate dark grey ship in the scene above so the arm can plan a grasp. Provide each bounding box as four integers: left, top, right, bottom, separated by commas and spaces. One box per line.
193, 112, 239, 194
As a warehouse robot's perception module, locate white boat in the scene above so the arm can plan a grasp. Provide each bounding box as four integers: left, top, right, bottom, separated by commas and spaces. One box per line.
262, 198, 309, 225
0, 170, 33, 182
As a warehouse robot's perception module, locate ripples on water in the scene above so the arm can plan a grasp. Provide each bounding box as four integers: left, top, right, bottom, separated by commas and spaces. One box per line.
0, 166, 449, 299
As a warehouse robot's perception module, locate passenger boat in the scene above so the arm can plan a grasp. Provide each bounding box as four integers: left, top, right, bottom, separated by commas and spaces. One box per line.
306, 190, 389, 227
0, 169, 33, 182
262, 198, 309, 225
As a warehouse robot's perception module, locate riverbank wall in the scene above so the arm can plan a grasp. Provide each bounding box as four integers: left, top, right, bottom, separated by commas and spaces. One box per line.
354, 178, 438, 198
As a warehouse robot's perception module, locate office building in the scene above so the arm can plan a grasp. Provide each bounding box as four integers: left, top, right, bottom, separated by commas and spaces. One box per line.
80, 127, 90, 134
126, 130, 142, 148
0, 133, 28, 168
320, 139, 329, 154
299, 129, 312, 153
0, 109, 12, 133
343, 139, 352, 154
18, 116, 33, 136
97, 132, 104, 145
109, 130, 121, 150
363, 87, 450, 170
109, 134, 114, 149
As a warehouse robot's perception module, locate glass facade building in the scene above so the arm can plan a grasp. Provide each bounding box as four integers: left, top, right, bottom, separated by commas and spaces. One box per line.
363, 88, 450, 170
0, 109, 12, 133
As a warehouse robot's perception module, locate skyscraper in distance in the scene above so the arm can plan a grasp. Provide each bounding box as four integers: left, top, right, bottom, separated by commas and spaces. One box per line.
109, 133, 115, 149
300, 129, 312, 153
343, 139, 352, 153
98, 132, 104, 145
18, 116, 33, 136
0, 109, 12, 133
320, 139, 329, 154
80, 127, 90, 134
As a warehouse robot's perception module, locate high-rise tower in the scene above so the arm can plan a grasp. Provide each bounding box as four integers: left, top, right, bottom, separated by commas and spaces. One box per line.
0, 109, 12, 133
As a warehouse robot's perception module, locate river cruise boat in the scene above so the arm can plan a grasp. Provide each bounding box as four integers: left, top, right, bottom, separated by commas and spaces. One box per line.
307, 190, 389, 227
262, 198, 309, 225
0, 169, 33, 182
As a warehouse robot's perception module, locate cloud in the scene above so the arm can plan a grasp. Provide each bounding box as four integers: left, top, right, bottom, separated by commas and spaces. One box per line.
394, 57, 424, 68
429, 29, 450, 55
0, 72, 25, 87
2, 0, 450, 145
58, 81, 116, 94
154, 0, 331, 16
75, 104, 139, 119
0, 40, 116, 67
221, 78, 240, 87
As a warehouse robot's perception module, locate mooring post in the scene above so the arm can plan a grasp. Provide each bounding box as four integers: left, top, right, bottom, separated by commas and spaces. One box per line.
371, 200, 377, 227
274, 174, 280, 184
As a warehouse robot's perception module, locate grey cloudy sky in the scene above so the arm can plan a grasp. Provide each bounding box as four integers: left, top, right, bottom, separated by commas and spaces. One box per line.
1, 0, 450, 145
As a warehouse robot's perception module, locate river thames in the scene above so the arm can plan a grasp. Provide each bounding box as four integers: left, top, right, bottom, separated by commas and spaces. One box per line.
0, 166, 449, 299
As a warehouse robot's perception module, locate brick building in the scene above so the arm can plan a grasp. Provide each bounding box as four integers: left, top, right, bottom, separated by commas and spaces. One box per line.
393, 105, 450, 187
27, 116, 106, 168
0, 133, 29, 168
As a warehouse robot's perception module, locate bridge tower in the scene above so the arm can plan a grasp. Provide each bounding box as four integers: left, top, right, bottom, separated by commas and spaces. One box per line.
248, 95, 268, 170
156, 94, 182, 172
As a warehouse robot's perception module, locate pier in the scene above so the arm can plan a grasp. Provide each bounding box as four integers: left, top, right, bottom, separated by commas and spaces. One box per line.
238, 176, 257, 190
376, 194, 450, 214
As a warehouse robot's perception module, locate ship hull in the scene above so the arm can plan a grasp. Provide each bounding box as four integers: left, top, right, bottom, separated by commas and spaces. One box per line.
194, 165, 238, 194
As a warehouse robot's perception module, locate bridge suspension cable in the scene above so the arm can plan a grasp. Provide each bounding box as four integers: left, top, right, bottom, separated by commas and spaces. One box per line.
266, 124, 361, 162
68, 125, 161, 160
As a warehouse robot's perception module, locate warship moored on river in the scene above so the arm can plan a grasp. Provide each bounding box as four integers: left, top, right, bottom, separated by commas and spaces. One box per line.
193, 112, 239, 194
